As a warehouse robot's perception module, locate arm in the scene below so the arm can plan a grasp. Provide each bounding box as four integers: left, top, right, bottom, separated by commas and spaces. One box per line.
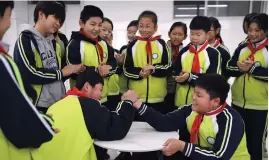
13, 33, 62, 84
66, 39, 82, 80
0, 56, 54, 148
137, 103, 190, 132
226, 45, 245, 77
106, 44, 117, 77
182, 109, 245, 160
218, 46, 231, 80
249, 62, 268, 82
151, 39, 171, 78
79, 98, 136, 140
123, 40, 143, 80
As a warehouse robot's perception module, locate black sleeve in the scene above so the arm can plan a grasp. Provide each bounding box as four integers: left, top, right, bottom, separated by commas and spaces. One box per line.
66, 39, 82, 80
217, 46, 231, 80
13, 33, 62, 84
79, 98, 136, 140
106, 44, 117, 77
151, 39, 170, 78
137, 103, 191, 132
226, 45, 246, 77
182, 108, 245, 160
0, 57, 54, 148
249, 62, 268, 82
123, 40, 143, 80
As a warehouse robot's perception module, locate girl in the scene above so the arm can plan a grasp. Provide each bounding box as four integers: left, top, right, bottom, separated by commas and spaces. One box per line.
165, 22, 187, 112
227, 13, 268, 160
208, 17, 231, 80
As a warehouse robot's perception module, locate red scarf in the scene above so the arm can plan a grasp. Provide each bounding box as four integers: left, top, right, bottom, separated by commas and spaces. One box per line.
190, 102, 227, 144
189, 41, 209, 73
65, 87, 88, 98
172, 44, 181, 64
136, 36, 161, 65
247, 39, 268, 62
0, 44, 8, 56
80, 29, 104, 62
213, 38, 221, 48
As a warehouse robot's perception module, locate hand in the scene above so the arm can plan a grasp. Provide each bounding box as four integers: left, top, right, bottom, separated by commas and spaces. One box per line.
175, 72, 189, 83
98, 63, 112, 77
115, 54, 125, 65
237, 58, 253, 72
162, 139, 185, 156
73, 64, 86, 73
144, 64, 155, 72
139, 69, 151, 78
46, 113, 60, 134
61, 64, 76, 77
133, 99, 143, 109
121, 90, 139, 103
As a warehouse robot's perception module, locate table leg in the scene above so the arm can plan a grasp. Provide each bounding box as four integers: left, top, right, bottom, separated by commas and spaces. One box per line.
157, 151, 163, 160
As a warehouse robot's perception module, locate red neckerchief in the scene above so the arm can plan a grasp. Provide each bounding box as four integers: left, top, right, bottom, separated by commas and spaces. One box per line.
247, 39, 268, 62
0, 44, 8, 56
213, 38, 221, 48
172, 44, 181, 64
189, 41, 209, 73
65, 87, 88, 98
79, 29, 104, 62
136, 36, 161, 65
190, 102, 227, 144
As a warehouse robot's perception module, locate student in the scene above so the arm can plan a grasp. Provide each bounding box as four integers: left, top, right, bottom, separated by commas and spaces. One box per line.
67, 5, 117, 106
165, 22, 187, 112
208, 17, 231, 80
124, 10, 170, 114
0, 1, 55, 159
99, 17, 121, 111
13, 1, 83, 113
133, 74, 250, 160
227, 13, 268, 160
32, 68, 138, 160
117, 20, 138, 96
173, 16, 221, 108
238, 12, 258, 46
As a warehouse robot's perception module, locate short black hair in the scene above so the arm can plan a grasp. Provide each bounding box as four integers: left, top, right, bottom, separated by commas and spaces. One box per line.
190, 16, 211, 32
80, 5, 104, 24
138, 10, 158, 25
209, 17, 223, 44
195, 74, 230, 105
243, 12, 258, 34
169, 21, 187, 36
75, 68, 104, 90
127, 20, 138, 29
0, 1, 14, 17
248, 13, 268, 33
104, 17, 113, 30
34, 1, 66, 24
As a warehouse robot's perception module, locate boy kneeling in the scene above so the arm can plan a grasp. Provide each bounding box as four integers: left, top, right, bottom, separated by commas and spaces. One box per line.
133, 74, 250, 160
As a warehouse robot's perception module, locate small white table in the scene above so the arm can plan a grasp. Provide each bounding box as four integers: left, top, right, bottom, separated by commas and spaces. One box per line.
94, 122, 179, 160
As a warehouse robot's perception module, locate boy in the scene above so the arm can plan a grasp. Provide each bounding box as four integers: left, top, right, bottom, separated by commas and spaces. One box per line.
133, 74, 250, 160
67, 5, 117, 105
0, 1, 55, 159
124, 11, 170, 114
32, 69, 138, 160
227, 13, 268, 160
13, 1, 83, 112
173, 16, 221, 108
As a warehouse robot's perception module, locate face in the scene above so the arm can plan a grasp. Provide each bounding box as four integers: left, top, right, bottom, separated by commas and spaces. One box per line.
169, 26, 186, 46
127, 26, 138, 42
84, 82, 103, 100
39, 12, 61, 35
138, 17, 157, 39
190, 29, 208, 46
80, 17, 103, 38
248, 22, 267, 43
192, 86, 220, 114
0, 7, 12, 39
100, 21, 112, 43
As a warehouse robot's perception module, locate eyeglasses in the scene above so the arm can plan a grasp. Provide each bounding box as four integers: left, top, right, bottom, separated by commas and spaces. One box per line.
138, 25, 154, 31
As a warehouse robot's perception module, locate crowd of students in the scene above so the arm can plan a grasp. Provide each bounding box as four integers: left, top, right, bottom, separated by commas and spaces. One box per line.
0, 1, 267, 160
